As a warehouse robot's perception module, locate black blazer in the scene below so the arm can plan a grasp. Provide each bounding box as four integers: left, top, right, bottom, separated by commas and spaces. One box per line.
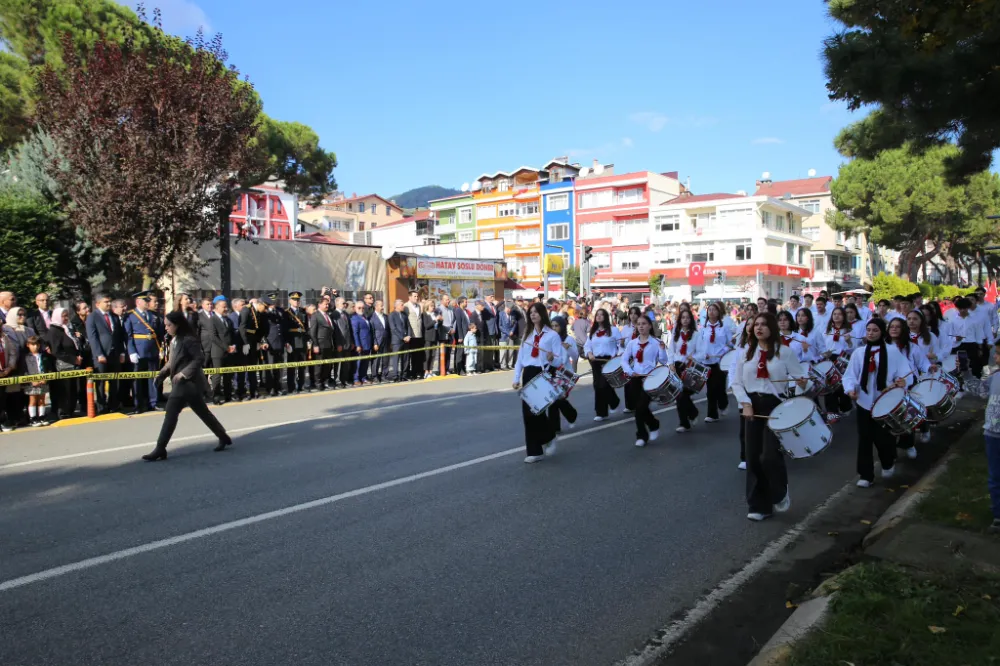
332, 309, 353, 348
388, 311, 413, 346
370, 311, 389, 347
46, 324, 81, 367
422, 313, 442, 344
452, 306, 470, 340
158, 334, 207, 387
201, 312, 230, 357
85, 309, 125, 360
309, 309, 336, 350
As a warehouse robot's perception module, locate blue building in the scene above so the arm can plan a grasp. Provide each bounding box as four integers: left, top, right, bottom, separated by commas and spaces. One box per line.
539, 159, 580, 294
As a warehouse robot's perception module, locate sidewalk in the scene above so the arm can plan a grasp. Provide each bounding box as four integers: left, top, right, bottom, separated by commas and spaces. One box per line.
765, 416, 1000, 666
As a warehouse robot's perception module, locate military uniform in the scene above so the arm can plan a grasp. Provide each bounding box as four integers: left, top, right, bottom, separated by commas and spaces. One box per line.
124, 291, 165, 413
265, 301, 286, 395
238, 302, 269, 400
282, 291, 310, 392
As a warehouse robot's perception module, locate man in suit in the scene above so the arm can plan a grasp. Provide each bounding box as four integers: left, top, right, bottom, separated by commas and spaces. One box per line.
498, 302, 515, 370
369, 299, 389, 383
0, 291, 16, 323
228, 298, 247, 400
362, 293, 375, 320
86, 293, 127, 413
452, 297, 471, 376
125, 290, 165, 413
238, 297, 268, 400
206, 296, 235, 404
282, 291, 310, 393
26, 292, 52, 340
332, 296, 354, 387
198, 298, 214, 356
309, 297, 337, 390
438, 295, 455, 373
264, 296, 286, 395
388, 299, 413, 382
350, 301, 374, 386
404, 290, 424, 380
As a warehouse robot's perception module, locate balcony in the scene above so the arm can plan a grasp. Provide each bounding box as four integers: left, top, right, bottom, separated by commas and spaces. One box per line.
435, 220, 457, 235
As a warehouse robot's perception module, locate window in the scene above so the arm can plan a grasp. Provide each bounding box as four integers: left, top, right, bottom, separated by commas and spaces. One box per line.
735, 243, 752, 261
777, 281, 785, 300
522, 256, 540, 275
497, 179, 510, 192
516, 201, 539, 217
580, 221, 612, 239
690, 212, 716, 230
591, 252, 611, 269
477, 205, 497, 220
616, 251, 644, 271
765, 280, 773, 297
423, 237, 439, 246
614, 218, 648, 244
802, 226, 820, 241
652, 245, 682, 265
762, 211, 771, 227
852, 255, 861, 270
386, 205, 392, 216
798, 245, 805, 265
359, 202, 366, 213
718, 207, 753, 223
458, 231, 474, 242
578, 189, 613, 209
799, 199, 821, 214
479, 231, 496, 240
776, 212, 785, 232
654, 214, 680, 232
787, 213, 796, 235
372, 223, 377, 229
497, 229, 516, 245
690, 252, 714, 262
235, 197, 242, 211
358, 221, 365, 231
812, 255, 825, 272
550, 169, 563, 183
518, 228, 540, 246
459, 208, 473, 224
547, 193, 569, 211
616, 187, 644, 205
548, 223, 569, 241
836, 230, 846, 245
498, 202, 516, 217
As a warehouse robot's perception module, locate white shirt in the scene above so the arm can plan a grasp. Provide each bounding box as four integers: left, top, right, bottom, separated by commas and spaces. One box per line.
513, 327, 563, 384
907, 330, 939, 363
892, 341, 931, 380
812, 308, 832, 334
933, 320, 955, 357
669, 328, 703, 365
857, 304, 872, 321
731, 345, 806, 404
950, 313, 983, 345
619, 323, 639, 347
968, 306, 991, 343
797, 327, 826, 363
726, 343, 748, 388
584, 326, 621, 358
622, 336, 668, 376
778, 331, 809, 363
849, 319, 867, 346
824, 326, 855, 356
697, 319, 730, 364
842, 344, 909, 410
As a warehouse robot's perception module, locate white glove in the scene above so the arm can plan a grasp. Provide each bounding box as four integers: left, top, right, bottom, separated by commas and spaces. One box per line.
129, 353, 139, 364
242, 345, 250, 355
285, 344, 292, 354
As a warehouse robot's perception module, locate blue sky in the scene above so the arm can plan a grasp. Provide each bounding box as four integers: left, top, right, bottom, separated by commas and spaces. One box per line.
145, 0, 863, 197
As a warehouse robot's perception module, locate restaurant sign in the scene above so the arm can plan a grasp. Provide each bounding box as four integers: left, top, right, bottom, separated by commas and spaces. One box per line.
415, 257, 497, 280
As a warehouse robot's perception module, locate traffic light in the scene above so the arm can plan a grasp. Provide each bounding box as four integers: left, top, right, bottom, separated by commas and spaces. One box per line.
583, 246, 594, 263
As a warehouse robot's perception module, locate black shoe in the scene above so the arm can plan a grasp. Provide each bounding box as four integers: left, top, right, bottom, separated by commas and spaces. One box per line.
213, 436, 232, 452
153, 405, 166, 412
213, 399, 223, 406
142, 447, 168, 462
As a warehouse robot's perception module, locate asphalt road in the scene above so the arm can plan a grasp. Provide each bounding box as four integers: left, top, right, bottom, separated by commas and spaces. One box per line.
0, 368, 886, 666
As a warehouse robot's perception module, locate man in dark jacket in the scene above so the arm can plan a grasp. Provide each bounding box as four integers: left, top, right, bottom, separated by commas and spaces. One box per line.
452, 298, 471, 376
26, 292, 52, 341
309, 298, 337, 390
369, 299, 389, 383
265, 297, 286, 396
332, 296, 354, 388
85, 294, 127, 413
238, 298, 268, 400
388, 299, 413, 382
281, 291, 310, 393
205, 296, 235, 404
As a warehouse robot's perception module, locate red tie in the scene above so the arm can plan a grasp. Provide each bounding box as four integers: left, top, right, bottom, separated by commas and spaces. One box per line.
104, 313, 112, 331
323, 313, 331, 326
636, 341, 649, 363
632, 329, 638, 340
833, 329, 841, 343
781, 336, 792, 347
868, 349, 878, 373
530, 332, 543, 358
596, 329, 607, 338
710, 323, 717, 343
910, 334, 918, 343
680, 331, 691, 356
756, 350, 769, 378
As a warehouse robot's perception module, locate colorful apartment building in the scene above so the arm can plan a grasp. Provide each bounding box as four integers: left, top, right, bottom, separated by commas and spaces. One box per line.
229, 183, 298, 241
471, 166, 545, 288
576, 169, 683, 296
429, 193, 477, 244
539, 159, 581, 291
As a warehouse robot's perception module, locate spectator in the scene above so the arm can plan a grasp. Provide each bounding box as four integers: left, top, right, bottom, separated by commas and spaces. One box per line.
463, 323, 479, 375
422, 301, 442, 378
47, 306, 83, 420
0, 291, 15, 322
350, 301, 373, 386
4, 307, 35, 349
498, 302, 515, 370
0, 327, 20, 431
22, 335, 52, 426
27, 292, 52, 338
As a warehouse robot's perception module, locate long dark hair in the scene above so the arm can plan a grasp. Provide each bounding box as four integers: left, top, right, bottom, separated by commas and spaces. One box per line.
844, 303, 860, 322
908, 309, 932, 345
920, 304, 940, 336
795, 307, 815, 335
528, 302, 551, 332
673, 309, 697, 340
590, 308, 612, 336
860, 318, 889, 394
777, 310, 797, 334
826, 306, 847, 334
744, 313, 782, 362
887, 317, 910, 355
165, 310, 194, 338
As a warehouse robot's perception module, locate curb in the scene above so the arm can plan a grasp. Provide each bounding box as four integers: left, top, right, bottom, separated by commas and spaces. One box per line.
746, 595, 834, 666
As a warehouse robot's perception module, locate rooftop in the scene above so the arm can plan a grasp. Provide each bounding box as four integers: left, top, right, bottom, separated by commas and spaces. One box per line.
754, 176, 832, 198
660, 192, 745, 205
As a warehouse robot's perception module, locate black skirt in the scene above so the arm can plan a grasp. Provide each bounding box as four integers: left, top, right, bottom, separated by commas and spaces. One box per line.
521, 364, 556, 456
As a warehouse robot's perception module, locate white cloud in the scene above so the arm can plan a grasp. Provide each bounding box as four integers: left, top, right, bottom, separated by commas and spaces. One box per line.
133, 0, 212, 36
566, 137, 633, 158
628, 111, 670, 132
751, 137, 785, 145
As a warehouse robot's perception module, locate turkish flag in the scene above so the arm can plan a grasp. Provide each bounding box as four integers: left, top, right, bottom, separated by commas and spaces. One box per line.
987, 280, 998, 304
688, 262, 706, 287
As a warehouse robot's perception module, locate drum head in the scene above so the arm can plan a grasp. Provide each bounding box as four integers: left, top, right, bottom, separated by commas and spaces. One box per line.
643, 366, 672, 390
940, 355, 958, 373
912, 379, 948, 404
813, 360, 834, 374
603, 357, 623, 374
769, 397, 816, 430
720, 349, 741, 371
872, 386, 905, 418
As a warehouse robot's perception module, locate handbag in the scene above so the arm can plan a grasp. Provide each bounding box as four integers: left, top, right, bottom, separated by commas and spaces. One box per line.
55, 360, 76, 372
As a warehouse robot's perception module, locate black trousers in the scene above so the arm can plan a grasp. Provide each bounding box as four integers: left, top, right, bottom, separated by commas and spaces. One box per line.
370, 344, 386, 380
318, 347, 335, 386
155, 378, 229, 450
476, 333, 487, 374
856, 405, 897, 482
739, 414, 746, 462
94, 357, 122, 412
453, 341, 466, 375
745, 392, 787, 514
287, 348, 307, 391
510, 336, 521, 368
266, 349, 284, 392
407, 338, 424, 379
51, 376, 78, 418
705, 363, 728, 418
521, 365, 556, 456
337, 348, 355, 386
234, 350, 256, 398
424, 340, 439, 374
674, 361, 699, 428
390, 343, 406, 380
957, 342, 983, 381
824, 385, 852, 414
590, 358, 621, 417
625, 376, 659, 441
548, 396, 578, 433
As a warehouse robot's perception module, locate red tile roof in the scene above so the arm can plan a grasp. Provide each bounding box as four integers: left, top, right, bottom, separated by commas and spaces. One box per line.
754, 177, 832, 197
661, 193, 745, 205
373, 210, 432, 230
325, 193, 405, 211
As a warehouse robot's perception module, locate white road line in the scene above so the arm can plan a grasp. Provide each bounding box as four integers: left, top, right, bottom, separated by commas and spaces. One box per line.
614, 480, 855, 666
0, 397, 689, 593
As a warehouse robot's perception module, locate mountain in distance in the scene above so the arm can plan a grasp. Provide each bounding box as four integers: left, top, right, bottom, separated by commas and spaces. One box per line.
390, 185, 462, 210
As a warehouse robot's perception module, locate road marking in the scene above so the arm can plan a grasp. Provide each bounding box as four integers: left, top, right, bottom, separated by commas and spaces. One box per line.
0, 397, 691, 593
613, 480, 855, 666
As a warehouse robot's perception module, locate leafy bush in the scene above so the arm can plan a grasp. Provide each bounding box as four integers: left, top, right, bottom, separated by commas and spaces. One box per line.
871, 272, 919, 302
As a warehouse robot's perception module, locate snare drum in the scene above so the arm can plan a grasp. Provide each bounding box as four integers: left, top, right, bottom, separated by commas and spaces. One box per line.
601, 357, 629, 389
681, 360, 710, 393
871, 387, 927, 435
643, 366, 684, 404
910, 379, 956, 422
519, 372, 562, 415
808, 360, 842, 396
833, 350, 850, 376
767, 396, 833, 459
720, 349, 742, 376
919, 367, 960, 398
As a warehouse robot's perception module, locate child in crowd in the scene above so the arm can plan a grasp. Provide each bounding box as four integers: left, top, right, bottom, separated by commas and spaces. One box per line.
975, 341, 1000, 534
464, 323, 478, 376
22, 335, 52, 427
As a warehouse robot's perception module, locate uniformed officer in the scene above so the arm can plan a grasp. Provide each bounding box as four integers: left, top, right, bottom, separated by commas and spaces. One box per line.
125, 290, 165, 413
238, 297, 270, 400
282, 290, 310, 393
264, 294, 286, 396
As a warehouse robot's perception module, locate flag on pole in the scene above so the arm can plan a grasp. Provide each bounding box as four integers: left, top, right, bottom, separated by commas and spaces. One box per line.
688, 262, 706, 287
987, 279, 998, 304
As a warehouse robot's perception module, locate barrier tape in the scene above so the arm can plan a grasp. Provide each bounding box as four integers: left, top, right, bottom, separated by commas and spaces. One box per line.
0, 369, 93, 387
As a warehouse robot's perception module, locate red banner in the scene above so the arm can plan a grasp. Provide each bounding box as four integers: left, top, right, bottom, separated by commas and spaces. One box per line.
987, 280, 998, 304
688, 262, 706, 287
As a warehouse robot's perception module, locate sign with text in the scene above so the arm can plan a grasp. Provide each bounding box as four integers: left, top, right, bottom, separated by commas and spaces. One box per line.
415, 258, 496, 280
544, 254, 565, 275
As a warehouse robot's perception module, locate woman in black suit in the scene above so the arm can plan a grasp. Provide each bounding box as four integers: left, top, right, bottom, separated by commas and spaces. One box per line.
142, 311, 231, 461
46, 307, 83, 419
422, 302, 443, 378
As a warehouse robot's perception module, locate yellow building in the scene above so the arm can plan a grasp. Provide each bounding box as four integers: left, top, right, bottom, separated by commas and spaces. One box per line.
472, 167, 544, 287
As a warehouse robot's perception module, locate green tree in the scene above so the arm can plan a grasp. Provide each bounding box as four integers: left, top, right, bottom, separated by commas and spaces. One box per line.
0, 186, 66, 301
823, 0, 1000, 181
828, 123, 1000, 281
564, 265, 580, 296
649, 274, 664, 300
871, 272, 919, 303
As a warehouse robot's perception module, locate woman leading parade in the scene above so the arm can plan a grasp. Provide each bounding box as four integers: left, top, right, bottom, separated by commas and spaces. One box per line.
512, 303, 563, 463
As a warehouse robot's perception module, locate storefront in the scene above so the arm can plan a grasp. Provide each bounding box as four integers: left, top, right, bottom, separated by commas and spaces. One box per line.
385, 253, 507, 304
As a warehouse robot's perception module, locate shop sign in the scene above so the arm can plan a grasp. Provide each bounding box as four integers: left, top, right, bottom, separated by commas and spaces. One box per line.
415, 257, 496, 280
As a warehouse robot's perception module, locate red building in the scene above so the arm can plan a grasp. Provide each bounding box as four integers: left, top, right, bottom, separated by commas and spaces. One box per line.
229, 183, 298, 241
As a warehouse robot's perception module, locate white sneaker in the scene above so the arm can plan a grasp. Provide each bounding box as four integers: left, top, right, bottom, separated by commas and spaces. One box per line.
906, 446, 918, 459
623, 409, 634, 415
774, 492, 791, 513
856, 479, 872, 488
704, 417, 718, 424
593, 416, 607, 422
881, 465, 895, 479
648, 429, 659, 442
719, 409, 729, 418
676, 426, 691, 433
608, 407, 618, 416
738, 461, 747, 470
544, 442, 557, 456
524, 455, 544, 464
635, 439, 646, 447
747, 512, 771, 522
919, 431, 931, 444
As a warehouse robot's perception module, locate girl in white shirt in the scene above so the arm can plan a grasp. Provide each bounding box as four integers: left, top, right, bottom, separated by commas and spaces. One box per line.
823, 307, 855, 415
583, 308, 623, 421
512, 303, 564, 463
670, 309, 702, 432
794, 308, 826, 364
844, 304, 867, 349
619, 306, 643, 414
731, 312, 808, 521
842, 318, 910, 487
920, 303, 954, 364
777, 311, 809, 365
905, 310, 940, 368
696, 302, 731, 423
889, 317, 933, 455
547, 317, 579, 438
621, 315, 668, 447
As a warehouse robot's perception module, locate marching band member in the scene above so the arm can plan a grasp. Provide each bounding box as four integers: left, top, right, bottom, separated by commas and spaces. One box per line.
512, 303, 563, 463
731, 306, 756, 470
920, 302, 954, 364
777, 311, 809, 364
906, 309, 940, 366
888, 317, 933, 455
584, 308, 622, 421
794, 308, 825, 364
548, 317, 579, 439
731, 313, 808, 521
619, 306, 643, 414
670, 309, 702, 433
843, 318, 910, 487
696, 302, 731, 422
621, 315, 668, 447
844, 303, 867, 348
823, 306, 854, 415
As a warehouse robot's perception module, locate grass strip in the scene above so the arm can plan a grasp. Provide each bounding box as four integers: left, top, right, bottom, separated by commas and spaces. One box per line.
916, 428, 995, 533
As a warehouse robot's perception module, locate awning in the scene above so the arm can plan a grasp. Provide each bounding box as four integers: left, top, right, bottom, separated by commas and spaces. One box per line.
504, 278, 526, 290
